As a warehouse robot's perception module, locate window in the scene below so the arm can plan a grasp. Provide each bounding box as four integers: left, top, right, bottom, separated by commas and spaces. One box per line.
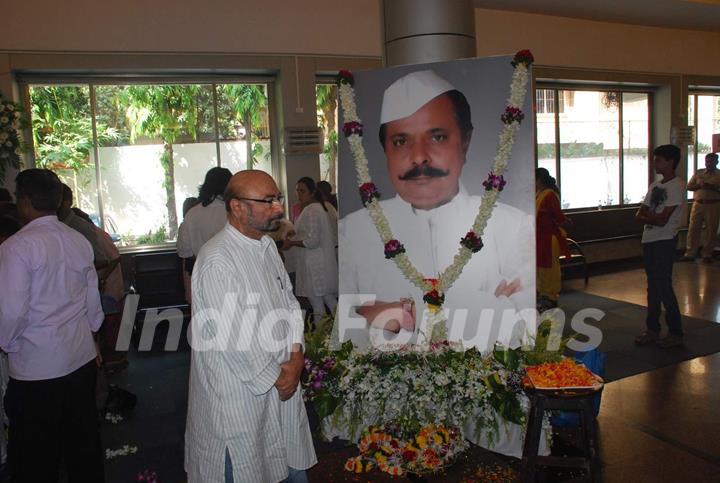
535, 87, 651, 209
28, 81, 273, 247
316, 83, 338, 192
535, 89, 573, 115
687, 93, 720, 196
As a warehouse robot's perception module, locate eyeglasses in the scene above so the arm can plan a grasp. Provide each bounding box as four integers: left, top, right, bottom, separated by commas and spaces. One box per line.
233, 194, 285, 205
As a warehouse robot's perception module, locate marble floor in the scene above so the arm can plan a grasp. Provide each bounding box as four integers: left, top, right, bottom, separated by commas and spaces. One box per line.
567, 258, 720, 482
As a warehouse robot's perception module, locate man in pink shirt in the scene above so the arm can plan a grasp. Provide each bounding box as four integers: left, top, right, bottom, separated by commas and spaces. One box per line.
0, 169, 105, 482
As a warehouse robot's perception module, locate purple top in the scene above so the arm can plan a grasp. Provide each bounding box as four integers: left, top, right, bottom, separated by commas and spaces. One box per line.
0, 215, 104, 380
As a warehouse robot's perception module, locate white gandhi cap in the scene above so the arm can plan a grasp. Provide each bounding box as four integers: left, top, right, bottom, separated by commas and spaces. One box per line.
380, 70, 457, 125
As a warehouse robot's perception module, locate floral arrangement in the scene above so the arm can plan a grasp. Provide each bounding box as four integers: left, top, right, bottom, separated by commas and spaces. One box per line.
303, 317, 568, 476
105, 444, 138, 460
337, 50, 533, 331
344, 424, 467, 476
0, 92, 26, 182
525, 358, 599, 388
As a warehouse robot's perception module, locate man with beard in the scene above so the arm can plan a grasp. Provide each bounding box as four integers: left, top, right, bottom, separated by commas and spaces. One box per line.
338, 70, 534, 352
185, 170, 316, 482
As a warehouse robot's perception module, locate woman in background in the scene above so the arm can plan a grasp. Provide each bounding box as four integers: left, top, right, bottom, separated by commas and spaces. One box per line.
176, 167, 232, 304
283, 177, 338, 324
536, 168, 570, 310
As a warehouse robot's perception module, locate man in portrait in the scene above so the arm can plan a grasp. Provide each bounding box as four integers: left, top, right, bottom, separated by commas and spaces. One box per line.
337, 67, 535, 351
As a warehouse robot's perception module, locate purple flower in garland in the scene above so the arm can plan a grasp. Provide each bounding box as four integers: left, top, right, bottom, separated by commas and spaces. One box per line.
482, 172, 507, 192
322, 356, 336, 369
359, 182, 380, 206
460, 231, 484, 253
343, 121, 363, 137
337, 69, 354, 86
501, 106, 524, 125
384, 239, 406, 259
511, 49, 534, 68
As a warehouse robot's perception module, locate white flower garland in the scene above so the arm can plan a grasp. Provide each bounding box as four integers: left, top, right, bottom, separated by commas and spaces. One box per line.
339, 63, 530, 298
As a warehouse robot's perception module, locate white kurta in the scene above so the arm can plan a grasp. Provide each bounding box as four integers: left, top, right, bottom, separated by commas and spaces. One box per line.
293, 202, 339, 298
185, 224, 317, 483
337, 186, 545, 458
177, 198, 228, 258
338, 185, 535, 352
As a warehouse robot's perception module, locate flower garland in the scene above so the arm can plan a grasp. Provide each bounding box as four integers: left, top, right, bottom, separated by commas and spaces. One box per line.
344, 424, 467, 477
0, 92, 26, 182
338, 51, 533, 321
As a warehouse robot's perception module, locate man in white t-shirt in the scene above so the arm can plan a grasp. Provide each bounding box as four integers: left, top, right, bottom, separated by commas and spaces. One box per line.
634, 144, 686, 348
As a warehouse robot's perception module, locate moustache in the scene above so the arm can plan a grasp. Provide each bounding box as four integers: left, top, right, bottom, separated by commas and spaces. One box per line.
398, 164, 450, 181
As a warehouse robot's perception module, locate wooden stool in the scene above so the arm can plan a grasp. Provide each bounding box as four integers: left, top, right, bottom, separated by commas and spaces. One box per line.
520, 387, 603, 482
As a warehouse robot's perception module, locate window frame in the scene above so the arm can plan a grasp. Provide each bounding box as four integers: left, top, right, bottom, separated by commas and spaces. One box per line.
19, 74, 279, 249
534, 83, 654, 212
687, 89, 720, 177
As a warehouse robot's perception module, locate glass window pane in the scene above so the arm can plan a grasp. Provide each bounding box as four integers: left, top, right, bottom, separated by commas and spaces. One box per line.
95, 84, 217, 246
559, 90, 620, 209
687, 95, 696, 186
216, 84, 272, 175
697, 94, 720, 160
29, 85, 99, 218
622, 93, 649, 204
316, 83, 338, 192
535, 89, 557, 201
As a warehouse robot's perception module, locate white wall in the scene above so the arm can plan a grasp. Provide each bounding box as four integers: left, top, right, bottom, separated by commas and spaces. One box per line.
62, 140, 270, 242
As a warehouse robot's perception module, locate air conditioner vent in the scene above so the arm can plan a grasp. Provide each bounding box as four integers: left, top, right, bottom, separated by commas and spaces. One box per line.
285, 127, 323, 155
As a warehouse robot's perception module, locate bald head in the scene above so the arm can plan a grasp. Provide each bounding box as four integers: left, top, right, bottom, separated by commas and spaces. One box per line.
225, 170, 278, 211
225, 170, 285, 239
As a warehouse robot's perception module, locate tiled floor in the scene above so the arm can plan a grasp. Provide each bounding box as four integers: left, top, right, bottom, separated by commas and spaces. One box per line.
566, 258, 720, 482
566, 258, 720, 323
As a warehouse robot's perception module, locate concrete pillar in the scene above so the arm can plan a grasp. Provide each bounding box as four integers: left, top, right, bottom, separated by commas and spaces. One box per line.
383, 0, 476, 67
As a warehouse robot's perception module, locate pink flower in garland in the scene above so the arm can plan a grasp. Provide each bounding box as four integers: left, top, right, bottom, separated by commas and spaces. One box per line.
343, 121, 363, 137
137, 469, 158, 483
482, 172, 507, 191
460, 231, 484, 253
384, 239, 406, 259
359, 182, 380, 206
501, 106, 524, 125
511, 49, 534, 68
337, 69, 355, 86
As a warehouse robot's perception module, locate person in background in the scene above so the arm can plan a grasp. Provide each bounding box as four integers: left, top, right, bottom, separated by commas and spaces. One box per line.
316, 180, 338, 210
73, 208, 123, 304
283, 177, 338, 325
73, 207, 128, 374
58, 184, 110, 269
635, 144, 685, 349
177, 167, 233, 304
682, 152, 720, 263
535, 168, 571, 311
0, 169, 105, 482
183, 196, 201, 218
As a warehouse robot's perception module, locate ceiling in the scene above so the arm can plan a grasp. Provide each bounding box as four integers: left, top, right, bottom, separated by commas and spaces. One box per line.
474, 0, 720, 32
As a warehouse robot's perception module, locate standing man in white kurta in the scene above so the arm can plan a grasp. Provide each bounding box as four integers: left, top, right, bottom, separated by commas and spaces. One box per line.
338, 70, 534, 352
185, 170, 316, 483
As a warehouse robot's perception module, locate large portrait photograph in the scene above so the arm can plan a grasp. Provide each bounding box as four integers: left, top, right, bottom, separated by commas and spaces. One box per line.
336, 55, 536, 351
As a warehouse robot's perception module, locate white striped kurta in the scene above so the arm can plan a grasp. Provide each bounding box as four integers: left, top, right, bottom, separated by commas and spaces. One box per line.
185, 223, 317, 483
